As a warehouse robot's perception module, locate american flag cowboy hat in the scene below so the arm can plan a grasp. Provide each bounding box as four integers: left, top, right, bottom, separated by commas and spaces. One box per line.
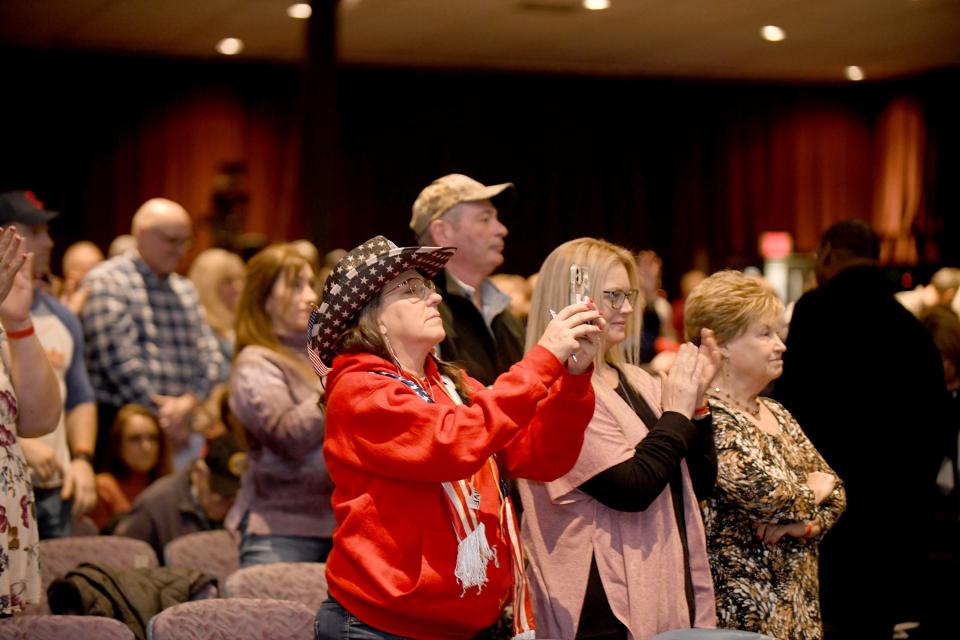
306, 235, 455, 378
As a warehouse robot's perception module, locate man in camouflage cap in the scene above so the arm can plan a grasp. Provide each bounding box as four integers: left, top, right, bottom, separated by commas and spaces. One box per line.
114, 432, 245, 558
410, 174, 525, 386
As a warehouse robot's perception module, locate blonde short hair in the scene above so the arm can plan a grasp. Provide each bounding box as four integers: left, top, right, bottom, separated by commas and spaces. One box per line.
188, 248, 245, 338
526, 238, 641, 370
684, 270, 784, 346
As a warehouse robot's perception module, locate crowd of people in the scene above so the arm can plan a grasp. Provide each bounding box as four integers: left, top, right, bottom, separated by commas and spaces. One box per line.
0, 180, 956, 640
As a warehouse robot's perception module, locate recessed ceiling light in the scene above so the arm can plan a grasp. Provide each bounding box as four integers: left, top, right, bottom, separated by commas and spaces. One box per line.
287, 3, 312, 19
216, 38, 244, 56
845, 65, 865, 81
760, 25, 786, 42
583, 0, 611, 10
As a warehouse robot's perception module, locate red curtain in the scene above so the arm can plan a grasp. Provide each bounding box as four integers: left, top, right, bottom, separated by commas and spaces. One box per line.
4, 52, 949, 283
872, 97, 926, 265
106, 86, 302, 264
721, 103, 874, 257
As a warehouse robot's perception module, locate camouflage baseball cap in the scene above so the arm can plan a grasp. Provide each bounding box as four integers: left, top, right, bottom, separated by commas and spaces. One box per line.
410, 174, 515, 239
203, 432, 247, 497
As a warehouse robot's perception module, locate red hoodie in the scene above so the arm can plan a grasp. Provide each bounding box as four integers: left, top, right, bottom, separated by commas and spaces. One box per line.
322, 345, 594, 639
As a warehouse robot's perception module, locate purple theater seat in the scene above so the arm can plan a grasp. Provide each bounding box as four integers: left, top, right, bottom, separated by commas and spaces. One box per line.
0, 614, 135, 639
23, 536, 159, 615
223, 562, 328, 611
146, 597, 314, 640
163, 530, 240, 592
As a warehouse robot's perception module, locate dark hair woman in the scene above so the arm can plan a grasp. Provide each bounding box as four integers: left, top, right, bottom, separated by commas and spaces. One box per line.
91, 403, 171, 531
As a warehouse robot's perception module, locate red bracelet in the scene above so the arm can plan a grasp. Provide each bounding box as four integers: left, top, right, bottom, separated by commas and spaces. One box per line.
693, 405, 710, 418
804, 521, 815, 538
5, 324, 35, 340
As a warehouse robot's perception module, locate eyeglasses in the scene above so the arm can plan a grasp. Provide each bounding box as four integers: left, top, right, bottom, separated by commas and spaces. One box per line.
383, 276, 437, 300
601, 289, 639, 309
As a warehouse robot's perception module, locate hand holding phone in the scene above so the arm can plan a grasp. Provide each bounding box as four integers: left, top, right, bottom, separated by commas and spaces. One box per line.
569, 264, 590, 306
541, 266, 603, 372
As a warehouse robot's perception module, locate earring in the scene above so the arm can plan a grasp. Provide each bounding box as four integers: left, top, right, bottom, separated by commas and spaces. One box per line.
380, 330, 404, 375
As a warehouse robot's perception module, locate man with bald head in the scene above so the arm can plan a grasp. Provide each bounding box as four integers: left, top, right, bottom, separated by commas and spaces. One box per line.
59, 240, 104, 316
82, 198, 228, 467
62, 241, 103, 287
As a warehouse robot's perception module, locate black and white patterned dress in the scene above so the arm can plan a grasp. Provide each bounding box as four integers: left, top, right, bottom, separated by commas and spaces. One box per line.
702, 396, 846, 640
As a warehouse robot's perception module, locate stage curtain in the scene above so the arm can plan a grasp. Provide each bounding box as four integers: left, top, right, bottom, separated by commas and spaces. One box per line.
872, 96, 925, 265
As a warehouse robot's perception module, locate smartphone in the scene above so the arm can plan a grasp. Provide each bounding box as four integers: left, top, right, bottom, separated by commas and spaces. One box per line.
569, 264, 590, 307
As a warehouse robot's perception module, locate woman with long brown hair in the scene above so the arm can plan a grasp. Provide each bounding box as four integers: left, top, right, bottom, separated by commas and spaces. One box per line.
225, 243, 332, 567
91, 403, 171, 531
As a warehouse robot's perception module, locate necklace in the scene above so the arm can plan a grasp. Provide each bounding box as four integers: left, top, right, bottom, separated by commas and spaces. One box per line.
398, 366, 434, 401
707, 387, 761, 418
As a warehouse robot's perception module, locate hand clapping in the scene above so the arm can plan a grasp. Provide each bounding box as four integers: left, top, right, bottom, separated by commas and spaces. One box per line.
660, 328, 721, 418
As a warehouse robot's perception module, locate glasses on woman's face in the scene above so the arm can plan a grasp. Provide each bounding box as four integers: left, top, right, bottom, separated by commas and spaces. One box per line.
383, 276, 437, 300
601, 289, 639, 310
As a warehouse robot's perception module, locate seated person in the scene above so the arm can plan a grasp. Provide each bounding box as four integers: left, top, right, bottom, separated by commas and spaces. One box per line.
113, 432, 245, 561
90, 404, 171, 531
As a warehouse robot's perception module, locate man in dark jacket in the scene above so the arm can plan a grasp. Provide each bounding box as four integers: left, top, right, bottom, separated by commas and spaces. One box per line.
410, 174, 525, 386
776, 219, 949, 639
115, 433, 245, 561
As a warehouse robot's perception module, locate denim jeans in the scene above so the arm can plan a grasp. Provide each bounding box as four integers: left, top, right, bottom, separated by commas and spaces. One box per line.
315, 597, 411, 640
34, 487, 72, 539
237, 512, 332, 568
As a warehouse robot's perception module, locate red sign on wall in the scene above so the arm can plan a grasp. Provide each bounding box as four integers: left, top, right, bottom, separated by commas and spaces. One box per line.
760, 231, 793, 259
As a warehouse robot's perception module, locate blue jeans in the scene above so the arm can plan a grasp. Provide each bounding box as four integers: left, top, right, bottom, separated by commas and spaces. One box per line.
237, 512, 332, 568
315, 597, 411, 640
34, 487, 72, 539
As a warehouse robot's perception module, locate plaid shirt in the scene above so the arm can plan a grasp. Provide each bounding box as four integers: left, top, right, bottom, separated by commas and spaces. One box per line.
81, 252, 228, 410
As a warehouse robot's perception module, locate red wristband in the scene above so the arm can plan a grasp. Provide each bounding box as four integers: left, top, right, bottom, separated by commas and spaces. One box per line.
693, 405, 710, 418
804, 521, 815, 538
5, 324, 35, 340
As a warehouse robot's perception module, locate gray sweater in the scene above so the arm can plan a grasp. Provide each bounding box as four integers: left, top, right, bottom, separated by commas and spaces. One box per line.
225, 343, 334, 538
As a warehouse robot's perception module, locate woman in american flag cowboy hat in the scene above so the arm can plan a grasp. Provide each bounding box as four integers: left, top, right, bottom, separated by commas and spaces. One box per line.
310, 235, 603, 640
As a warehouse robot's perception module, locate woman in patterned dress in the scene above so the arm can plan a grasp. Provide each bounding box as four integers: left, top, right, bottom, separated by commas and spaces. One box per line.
684, 270, 846, 640
0, 225, 62, 616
